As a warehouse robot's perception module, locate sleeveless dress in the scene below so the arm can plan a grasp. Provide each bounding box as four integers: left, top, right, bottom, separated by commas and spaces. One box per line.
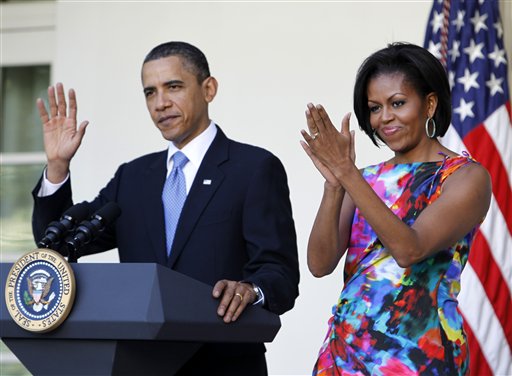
313, 155, 479, 376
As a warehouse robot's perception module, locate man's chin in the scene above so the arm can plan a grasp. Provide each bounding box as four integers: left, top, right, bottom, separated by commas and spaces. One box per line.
160, 131, 188, 148
158, 127, 180, 142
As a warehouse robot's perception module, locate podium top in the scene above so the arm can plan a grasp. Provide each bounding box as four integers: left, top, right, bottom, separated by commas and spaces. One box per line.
1, 262, 281, 343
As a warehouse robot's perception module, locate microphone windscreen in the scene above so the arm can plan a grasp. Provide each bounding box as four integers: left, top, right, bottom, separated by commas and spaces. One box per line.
95, 202, 121, 224
62, 202, 90, 221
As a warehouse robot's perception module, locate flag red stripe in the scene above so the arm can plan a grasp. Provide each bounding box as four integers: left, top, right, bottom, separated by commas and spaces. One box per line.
439, 0, 451, 67
463, 124, 512, 233
468, 230, 512, 350
462, 312, 494, 376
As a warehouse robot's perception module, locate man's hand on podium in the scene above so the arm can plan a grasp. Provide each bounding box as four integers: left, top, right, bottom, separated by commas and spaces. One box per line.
212, 280, 257, 323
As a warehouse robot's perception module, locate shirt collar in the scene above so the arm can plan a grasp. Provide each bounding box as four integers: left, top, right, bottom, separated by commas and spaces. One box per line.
166, 121, 217, 169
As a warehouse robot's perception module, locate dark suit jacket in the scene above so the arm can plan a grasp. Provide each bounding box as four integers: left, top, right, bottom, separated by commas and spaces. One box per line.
32, 126, 299, 362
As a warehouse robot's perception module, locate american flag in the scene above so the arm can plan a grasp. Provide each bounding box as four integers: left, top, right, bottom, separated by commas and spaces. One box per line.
424, 1, 511, 375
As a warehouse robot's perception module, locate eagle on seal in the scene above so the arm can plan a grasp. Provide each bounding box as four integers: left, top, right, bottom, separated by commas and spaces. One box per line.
26, 273, 54, 306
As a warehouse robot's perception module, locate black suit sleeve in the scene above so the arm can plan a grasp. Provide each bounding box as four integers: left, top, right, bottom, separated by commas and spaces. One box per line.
32, 175, 74, 253
31, 170, 119, 257
241, 154, 299, 315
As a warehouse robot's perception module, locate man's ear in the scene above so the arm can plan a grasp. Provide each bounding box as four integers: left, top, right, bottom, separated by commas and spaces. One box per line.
203, 76, 218, 103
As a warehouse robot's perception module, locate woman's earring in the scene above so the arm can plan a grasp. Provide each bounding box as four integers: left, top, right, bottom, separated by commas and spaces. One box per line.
425, 117, 436, 138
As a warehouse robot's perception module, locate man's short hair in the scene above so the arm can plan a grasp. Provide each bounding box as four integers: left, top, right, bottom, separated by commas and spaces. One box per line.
143, 41, 211, 83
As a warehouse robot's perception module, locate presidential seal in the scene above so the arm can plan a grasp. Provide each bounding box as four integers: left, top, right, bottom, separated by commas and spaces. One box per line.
4, 249, 76, 333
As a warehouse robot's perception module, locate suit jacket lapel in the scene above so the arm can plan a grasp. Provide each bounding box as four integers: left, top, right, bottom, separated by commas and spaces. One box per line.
167, 128, 229, 268
143, 151, 168, 265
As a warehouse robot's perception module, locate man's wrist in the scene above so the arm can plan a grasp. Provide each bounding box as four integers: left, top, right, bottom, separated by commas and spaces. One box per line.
240, 281, 265, 305
46, 160, 70, 184
38, 167, 70, 197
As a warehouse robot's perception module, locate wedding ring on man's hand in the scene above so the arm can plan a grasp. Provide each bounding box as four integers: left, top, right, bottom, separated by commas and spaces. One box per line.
235, 293, 243, 302
312, 132, 319, 140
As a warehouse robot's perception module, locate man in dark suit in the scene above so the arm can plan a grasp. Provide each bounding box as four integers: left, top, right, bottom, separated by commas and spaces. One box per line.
32, 41, 299, 375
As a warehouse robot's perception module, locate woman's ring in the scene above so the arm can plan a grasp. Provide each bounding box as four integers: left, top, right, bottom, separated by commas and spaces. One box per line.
235, 293, 243, 302
312, 132, 319, 140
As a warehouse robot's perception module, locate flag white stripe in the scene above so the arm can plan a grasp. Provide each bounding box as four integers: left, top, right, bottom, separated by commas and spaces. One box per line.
459, 263, 512, 375
483, 105, 512, 187
479, 196, 512, 293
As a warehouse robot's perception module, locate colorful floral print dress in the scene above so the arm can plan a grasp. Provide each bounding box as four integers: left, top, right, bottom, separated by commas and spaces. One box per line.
314, 155, 479, 376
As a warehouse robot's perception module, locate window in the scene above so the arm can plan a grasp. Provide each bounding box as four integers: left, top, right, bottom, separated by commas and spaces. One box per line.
1, 65, 49, 262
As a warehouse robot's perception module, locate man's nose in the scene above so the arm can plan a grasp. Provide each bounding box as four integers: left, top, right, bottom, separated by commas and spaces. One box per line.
155, 92, 172, 110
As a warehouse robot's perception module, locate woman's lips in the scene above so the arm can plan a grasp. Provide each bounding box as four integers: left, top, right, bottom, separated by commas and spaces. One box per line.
380, 126, 401, 137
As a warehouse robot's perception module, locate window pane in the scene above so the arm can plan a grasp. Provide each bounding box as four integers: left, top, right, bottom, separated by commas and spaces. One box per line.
1, 65, 49, 153
0, 163, 44, 261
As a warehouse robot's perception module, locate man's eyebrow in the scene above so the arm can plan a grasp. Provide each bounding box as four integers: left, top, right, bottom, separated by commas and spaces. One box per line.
143, 80, 185, 92
164, 80, 184, 86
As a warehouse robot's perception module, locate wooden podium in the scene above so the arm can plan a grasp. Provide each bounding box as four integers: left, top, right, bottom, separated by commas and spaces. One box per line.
0, 263, 281, 375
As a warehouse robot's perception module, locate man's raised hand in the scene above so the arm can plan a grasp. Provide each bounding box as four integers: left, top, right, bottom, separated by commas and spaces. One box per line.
37, 83, 88, 183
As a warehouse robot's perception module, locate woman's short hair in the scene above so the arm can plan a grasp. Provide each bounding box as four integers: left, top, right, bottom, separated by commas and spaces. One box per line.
353, 42, 451, 146
143, 41, 210, 84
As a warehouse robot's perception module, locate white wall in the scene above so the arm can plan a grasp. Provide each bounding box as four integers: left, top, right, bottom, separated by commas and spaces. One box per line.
6, 1, 511, 375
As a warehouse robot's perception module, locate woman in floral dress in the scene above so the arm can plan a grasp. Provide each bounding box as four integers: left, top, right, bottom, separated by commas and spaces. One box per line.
300, 43, 491, 375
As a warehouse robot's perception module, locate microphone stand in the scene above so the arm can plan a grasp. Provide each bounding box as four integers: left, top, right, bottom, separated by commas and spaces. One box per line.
67, 244, 79, 263
65, 235, 81, 263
